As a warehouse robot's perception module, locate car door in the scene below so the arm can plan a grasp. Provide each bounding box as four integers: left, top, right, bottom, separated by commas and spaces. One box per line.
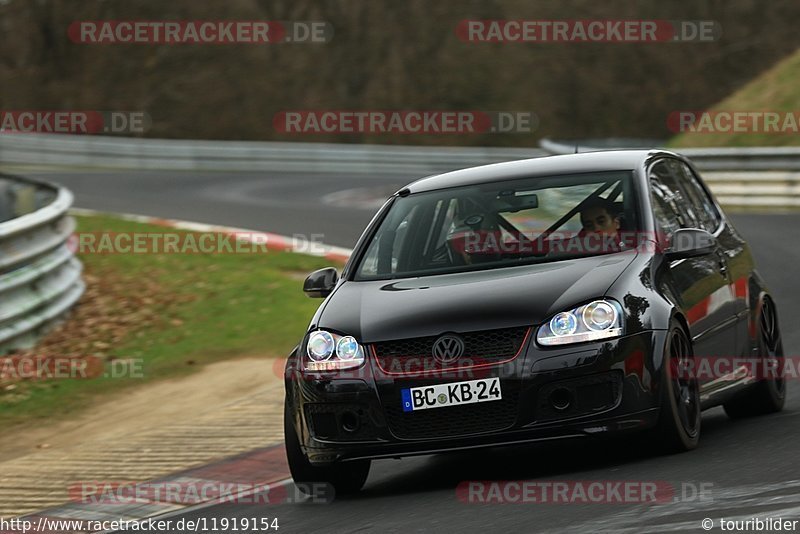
671, 160, 752, 359
649, 159, 738, 382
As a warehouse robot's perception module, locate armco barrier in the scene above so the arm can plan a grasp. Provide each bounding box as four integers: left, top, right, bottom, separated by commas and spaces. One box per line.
0, 174, 84, 355
0, 133, 545, 175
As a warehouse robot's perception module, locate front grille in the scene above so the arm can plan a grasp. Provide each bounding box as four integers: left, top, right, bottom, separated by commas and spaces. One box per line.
382, 380, 520, 439
372, 326, 529, 374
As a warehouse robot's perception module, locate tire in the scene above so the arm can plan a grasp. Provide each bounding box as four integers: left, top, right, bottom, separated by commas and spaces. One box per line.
284, 403, 371, 496
647, 324, 701, 453
724, 298, 786, 419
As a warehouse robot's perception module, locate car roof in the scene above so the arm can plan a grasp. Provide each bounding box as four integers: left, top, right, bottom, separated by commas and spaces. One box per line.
403, 149, 682, 194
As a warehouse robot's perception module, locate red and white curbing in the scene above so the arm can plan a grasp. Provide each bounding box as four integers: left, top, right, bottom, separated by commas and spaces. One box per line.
69, 208, 353, 263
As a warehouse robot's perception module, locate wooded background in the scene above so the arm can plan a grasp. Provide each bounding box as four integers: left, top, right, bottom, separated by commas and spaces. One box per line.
1, 0, 798, 145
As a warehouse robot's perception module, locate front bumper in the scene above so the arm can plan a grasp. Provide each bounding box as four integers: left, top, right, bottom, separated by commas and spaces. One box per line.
285, 329, 666, 465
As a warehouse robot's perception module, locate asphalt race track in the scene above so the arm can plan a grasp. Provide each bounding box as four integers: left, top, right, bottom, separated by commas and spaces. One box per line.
33, 169, 405, 249
33, 168, 800, 533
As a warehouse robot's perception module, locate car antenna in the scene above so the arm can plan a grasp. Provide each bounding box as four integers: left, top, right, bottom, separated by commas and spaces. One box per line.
574, 143, 579, 154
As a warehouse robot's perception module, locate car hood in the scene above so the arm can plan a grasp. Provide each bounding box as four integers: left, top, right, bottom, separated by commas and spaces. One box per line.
317, 253, 637, 343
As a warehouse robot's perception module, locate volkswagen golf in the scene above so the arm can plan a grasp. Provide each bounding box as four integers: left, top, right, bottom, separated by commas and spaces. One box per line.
283, 150, 785, 494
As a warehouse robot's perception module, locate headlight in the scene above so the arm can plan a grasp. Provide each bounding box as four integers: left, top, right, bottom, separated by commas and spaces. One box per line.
537, 300, 623, 346
305, 330, 365, 371
307, 331, 335, 361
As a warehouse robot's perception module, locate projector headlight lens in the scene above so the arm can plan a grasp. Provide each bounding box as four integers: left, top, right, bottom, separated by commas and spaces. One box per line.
336, 336, 360, 360
583, 301, 617, 331
550, 312, 578, 337
307, 331, 335, 361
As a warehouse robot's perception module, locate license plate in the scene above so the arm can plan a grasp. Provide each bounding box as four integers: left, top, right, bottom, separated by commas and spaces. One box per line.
401, 377, 502, 412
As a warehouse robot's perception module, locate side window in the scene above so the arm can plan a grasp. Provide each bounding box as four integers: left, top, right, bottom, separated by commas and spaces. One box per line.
672, 161, 722, 233
649, 160, 687, 237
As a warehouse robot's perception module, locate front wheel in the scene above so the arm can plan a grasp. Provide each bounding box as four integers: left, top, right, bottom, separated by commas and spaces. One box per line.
284, 403, 371, 496
724, 298, 786, 418
646, 324, 701, 453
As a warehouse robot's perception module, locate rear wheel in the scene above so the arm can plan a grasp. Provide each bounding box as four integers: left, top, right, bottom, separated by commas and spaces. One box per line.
284, 403, 371, 496
648, 325, 701, 453
724, 298, 786, 418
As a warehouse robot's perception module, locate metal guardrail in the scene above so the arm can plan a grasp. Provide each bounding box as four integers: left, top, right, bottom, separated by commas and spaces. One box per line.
0, 133, 545, 175
0, 174, 84, 355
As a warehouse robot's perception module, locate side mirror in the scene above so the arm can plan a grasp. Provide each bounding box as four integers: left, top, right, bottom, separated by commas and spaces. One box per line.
665, 228, 717, 260
303, 267, 339, 298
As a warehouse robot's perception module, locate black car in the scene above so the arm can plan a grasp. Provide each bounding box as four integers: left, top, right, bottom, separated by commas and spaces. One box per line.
283, 150, 785, 494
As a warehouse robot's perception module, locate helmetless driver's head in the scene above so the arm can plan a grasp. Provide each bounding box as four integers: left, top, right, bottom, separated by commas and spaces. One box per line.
580, 198, 621, 236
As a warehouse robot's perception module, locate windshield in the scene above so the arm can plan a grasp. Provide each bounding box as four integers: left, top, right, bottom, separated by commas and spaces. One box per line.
354, 171, 639, 281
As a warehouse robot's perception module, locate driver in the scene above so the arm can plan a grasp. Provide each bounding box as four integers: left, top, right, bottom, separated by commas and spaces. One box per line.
579, 197, 621, 238
548, 198, 623, 256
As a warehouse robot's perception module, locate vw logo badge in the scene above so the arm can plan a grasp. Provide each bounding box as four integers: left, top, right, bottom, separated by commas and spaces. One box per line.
432, 334, 465, 364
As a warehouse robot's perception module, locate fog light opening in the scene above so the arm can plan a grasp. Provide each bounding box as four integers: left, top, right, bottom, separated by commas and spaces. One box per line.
549, 388, 573, 412
341, 411, 361, 433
